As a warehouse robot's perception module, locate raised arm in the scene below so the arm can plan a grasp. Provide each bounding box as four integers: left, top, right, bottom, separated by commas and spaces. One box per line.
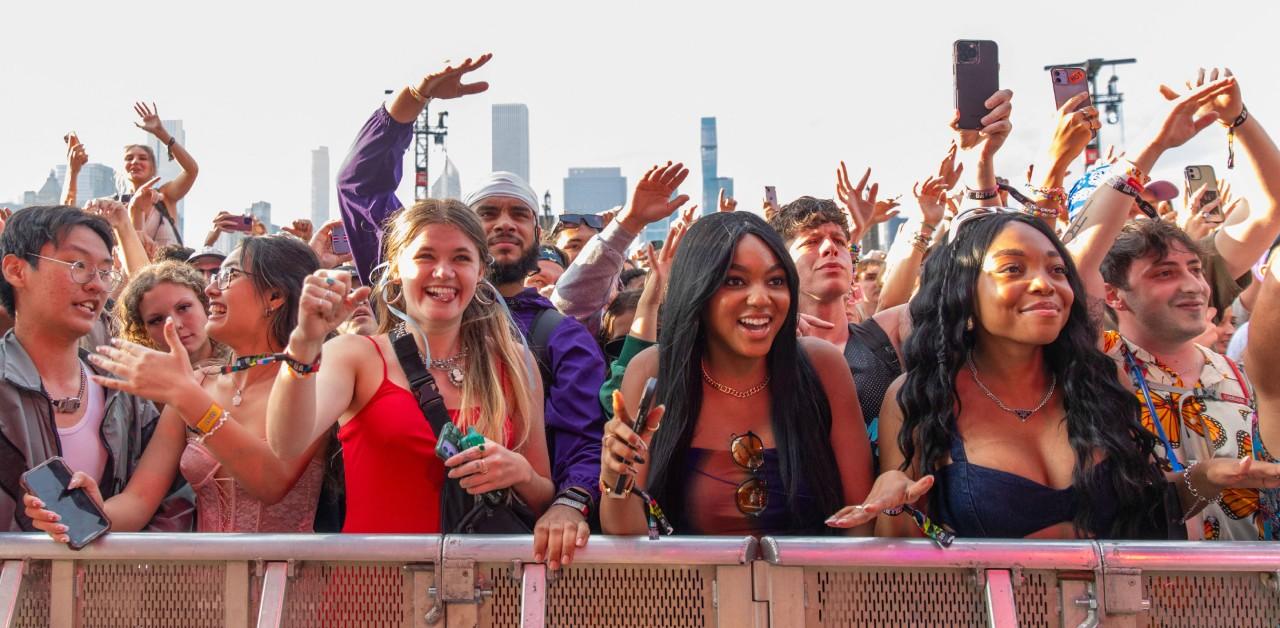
339, 54, 491, 284
133, 103, 199, 210
62, 133, 87, 207
1246, 249, 1280, 453
84, 195, 151, 278
875, 156, 950, 312
953, 89, 1014, 208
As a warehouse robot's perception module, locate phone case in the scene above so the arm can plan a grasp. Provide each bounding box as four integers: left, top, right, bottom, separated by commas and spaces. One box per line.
1185, 165, 1222, 221
19, 457, 110, 550
954, 40, 1000, 130
1050, 66, 1091, 111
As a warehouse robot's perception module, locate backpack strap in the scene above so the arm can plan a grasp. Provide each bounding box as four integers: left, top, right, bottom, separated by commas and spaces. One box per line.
390, 328, 451, 436
528, 308, 564, 394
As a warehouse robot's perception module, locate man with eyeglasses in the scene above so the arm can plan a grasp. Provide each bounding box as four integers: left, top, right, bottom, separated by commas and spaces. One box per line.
0, 206, 192, 532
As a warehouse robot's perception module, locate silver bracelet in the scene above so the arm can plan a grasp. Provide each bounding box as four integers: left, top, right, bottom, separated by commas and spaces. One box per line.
1178, 461, 1220, 524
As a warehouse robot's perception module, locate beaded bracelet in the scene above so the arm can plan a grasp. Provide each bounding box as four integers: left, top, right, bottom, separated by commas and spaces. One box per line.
195, 411, 229, 445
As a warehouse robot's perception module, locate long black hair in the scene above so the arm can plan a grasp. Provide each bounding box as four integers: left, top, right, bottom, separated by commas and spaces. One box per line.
238, 235, 320, 351
899, 212, 1162, 537
646, 212, 844, 530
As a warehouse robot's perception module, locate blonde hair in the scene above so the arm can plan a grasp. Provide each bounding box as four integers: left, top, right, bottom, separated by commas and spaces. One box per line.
122, 144, 158, 180
374, 199, 533, 449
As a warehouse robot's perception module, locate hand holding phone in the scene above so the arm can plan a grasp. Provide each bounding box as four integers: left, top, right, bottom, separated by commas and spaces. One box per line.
1185, 165, 1224, 224
20, 457, 110, 550
1050, 66, 1091, 112
612, 378, 659, 497
953, 40, 1000, 131
331, 224, 351, 255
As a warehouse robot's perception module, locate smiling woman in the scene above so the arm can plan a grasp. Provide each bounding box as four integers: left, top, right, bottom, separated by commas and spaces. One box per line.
600, 212, 873, 538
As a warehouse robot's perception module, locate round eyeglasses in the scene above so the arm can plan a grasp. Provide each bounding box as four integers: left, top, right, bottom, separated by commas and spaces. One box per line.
28, 254, 122, 291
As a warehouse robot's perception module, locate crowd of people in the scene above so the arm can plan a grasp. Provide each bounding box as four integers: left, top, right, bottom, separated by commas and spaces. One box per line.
4, 53, 1280, 569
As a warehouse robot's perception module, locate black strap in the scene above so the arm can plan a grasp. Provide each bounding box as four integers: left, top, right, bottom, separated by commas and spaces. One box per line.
528, 308, 564, 393
391, 330, 451, 436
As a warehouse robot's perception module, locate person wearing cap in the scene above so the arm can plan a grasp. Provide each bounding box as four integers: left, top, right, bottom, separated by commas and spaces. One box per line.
336, 55, 606, 568
186, 246, 226, 283
525, 245, 568, 295
333, 265, 377, 337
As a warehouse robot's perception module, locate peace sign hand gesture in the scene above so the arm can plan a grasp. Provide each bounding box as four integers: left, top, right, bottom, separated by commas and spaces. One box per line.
416, 54, 493, 101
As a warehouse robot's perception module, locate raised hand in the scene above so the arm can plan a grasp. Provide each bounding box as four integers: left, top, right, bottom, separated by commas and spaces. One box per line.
1048, 92, 1100, 172
1150, 76, 1237, 150
83, 198, 130, 230
282, 219, 314, 243
936, 142, 964, 190
132, 102, 166, 138
24, 472, 107, 543
718, 188, 737, 213
89, 319, 199, 407
837, 163, 898, 242
912, 176, 948, 228
952, 89, 1014, 156
1166, 67, 1245, 124
617, 162, 690, 235
65, 133, 88, 171
825, 470, 934, 528
601, 390, 661, 490
291, 269, 372, 360
417, 53, 493, 101
127, 176, 163, 224
309, 219, 353, 268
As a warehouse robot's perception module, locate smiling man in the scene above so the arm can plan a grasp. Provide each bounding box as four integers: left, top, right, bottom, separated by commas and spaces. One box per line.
0, 206, 192, 531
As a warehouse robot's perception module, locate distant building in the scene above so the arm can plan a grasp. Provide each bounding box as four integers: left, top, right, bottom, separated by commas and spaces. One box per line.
55, 163, 118, 202
699, 117, 733, 215
248, 201, 272, 230
430, 154, 462, 200
563, 167, 626, 215
27, 171, 62, 206
311, 147, 329, 227
492, 104, 530, 183
145, 120, 186, 235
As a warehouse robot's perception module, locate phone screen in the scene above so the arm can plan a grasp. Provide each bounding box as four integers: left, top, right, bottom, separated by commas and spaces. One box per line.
20, 458, 109, 550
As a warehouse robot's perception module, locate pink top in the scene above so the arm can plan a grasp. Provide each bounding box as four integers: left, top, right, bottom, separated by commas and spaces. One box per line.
179, 440, 323, 533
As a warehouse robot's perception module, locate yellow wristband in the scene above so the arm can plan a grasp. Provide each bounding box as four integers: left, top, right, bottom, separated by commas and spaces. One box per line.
194, 402, 223, 434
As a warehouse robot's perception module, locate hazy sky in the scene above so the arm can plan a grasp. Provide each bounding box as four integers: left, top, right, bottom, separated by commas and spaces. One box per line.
4, 1, 1278, 243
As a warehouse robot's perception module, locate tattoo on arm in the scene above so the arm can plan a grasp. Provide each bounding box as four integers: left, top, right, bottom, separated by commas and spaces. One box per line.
1060, 197, 1096, 244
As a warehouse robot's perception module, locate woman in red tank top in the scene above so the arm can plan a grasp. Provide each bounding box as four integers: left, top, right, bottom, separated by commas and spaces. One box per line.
266, 199, 555, 533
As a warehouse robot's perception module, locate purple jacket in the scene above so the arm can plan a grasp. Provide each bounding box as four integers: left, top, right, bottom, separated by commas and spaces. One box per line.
337, 106, 606, 504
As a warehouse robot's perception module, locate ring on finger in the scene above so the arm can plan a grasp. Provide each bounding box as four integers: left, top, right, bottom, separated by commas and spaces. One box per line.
477, 459, 487, 475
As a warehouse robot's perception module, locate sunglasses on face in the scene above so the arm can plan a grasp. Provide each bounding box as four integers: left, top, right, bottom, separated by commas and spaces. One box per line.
555, 214, 605, 231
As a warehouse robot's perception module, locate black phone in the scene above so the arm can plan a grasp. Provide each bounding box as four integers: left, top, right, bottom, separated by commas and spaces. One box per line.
20, 457, 110, 550
331, 224, 351, 255
953, 40, 1000, 131
611, 377, 658, 497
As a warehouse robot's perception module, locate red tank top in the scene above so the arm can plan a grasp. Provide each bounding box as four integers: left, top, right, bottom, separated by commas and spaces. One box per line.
338, 336, 518, 533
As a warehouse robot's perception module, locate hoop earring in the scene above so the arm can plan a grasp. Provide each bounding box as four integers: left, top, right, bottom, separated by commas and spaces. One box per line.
383, 281, 404, 306
472, 281, 496, 306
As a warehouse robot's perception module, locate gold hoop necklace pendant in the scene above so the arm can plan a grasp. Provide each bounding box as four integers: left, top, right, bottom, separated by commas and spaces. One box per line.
701, 364, 770, 399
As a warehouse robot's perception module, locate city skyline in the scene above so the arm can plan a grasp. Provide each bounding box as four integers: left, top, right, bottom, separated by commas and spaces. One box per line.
311, 146, 329, 227
491, 103, 530, 185
563, 167, 626, 214
3, 1, 1277, 246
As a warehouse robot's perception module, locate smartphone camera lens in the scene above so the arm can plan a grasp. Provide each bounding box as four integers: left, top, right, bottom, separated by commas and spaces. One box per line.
956, 42, 979, 64
1186, 167, 1199, 180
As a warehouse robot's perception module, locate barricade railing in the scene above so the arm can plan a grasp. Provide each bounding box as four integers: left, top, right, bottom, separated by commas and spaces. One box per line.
0, 533, 1277, 627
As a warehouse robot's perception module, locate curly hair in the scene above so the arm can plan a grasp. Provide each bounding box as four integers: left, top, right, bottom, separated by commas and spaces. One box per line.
116, 260, 224, 361
765, 196, 850, 244
898, 212, 1163, 537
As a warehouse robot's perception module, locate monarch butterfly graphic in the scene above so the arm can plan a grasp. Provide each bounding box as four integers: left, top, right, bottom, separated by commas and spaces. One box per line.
1182, 398, 1228, 450
1219, 487, 1257, 521
1237, 431, 1252, 459
1203, 515, 1221, 540
1138, 390, 1182, 452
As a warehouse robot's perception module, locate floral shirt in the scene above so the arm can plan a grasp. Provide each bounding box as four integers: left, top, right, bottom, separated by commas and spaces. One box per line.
1104, 331, 1279, 541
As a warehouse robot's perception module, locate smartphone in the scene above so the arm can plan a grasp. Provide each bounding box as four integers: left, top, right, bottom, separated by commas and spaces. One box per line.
764, 186, 778, 207
1050, 66, 1091, 112
19, 457, 110, 550
953, 40, 1000, 130
331, 224, 351, 255
1185, 165, 1223, 224
611, 377, 659, 497
434, 422, 464, 461
225, 214, 254, 232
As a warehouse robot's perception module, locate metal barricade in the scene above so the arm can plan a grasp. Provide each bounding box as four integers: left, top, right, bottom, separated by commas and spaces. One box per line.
0, 534, 1278, 627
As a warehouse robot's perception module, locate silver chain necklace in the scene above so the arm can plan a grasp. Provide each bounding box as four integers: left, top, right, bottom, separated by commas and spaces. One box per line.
428, 350, 467, 388
966, 356, 1056, 422
51, 364, 87, 414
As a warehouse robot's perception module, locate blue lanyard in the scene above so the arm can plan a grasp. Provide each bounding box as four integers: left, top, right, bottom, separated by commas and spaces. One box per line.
1122, 348, 1185, 472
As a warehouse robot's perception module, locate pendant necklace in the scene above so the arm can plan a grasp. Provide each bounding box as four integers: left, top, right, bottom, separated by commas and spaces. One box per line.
966, 355, 1056, 422
50, 364, 87, 414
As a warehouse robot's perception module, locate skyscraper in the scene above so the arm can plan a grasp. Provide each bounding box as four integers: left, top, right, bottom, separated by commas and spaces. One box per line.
699, 117, 733, 215
55, 163, 118, 201
145, 120, 186, 235
311, 147, 329, 227
492, 104, 530, 183
430, 155, 462, 200
563, 168, 626, 214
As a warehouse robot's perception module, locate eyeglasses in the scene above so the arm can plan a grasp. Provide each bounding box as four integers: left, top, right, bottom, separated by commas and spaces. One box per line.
730, 432, 767, 517
555, 214, 605, 231
28, 254, 122, 291
211, 267, 255, 290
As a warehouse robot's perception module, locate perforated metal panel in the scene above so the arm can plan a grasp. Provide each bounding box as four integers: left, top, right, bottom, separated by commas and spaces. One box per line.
479, 563, 716, 627
809, 568, 988, 626
1012, 570, 1059, 628
80, 561, 225, 627
1141, 572, 1280, 627
253, 562, 412, 627
12, 560, 49, 628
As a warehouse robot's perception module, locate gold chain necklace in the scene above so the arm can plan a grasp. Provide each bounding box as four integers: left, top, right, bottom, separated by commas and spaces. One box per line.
701, 364, 770, 399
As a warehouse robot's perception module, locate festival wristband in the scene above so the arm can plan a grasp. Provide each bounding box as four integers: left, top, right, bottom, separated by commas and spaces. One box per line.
194, 402, 224, 434
552, 497, 589, 518
966, 187, 998, 201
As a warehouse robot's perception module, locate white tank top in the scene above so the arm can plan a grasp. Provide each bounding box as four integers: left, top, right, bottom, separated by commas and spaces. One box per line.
56, 363, 108, 485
